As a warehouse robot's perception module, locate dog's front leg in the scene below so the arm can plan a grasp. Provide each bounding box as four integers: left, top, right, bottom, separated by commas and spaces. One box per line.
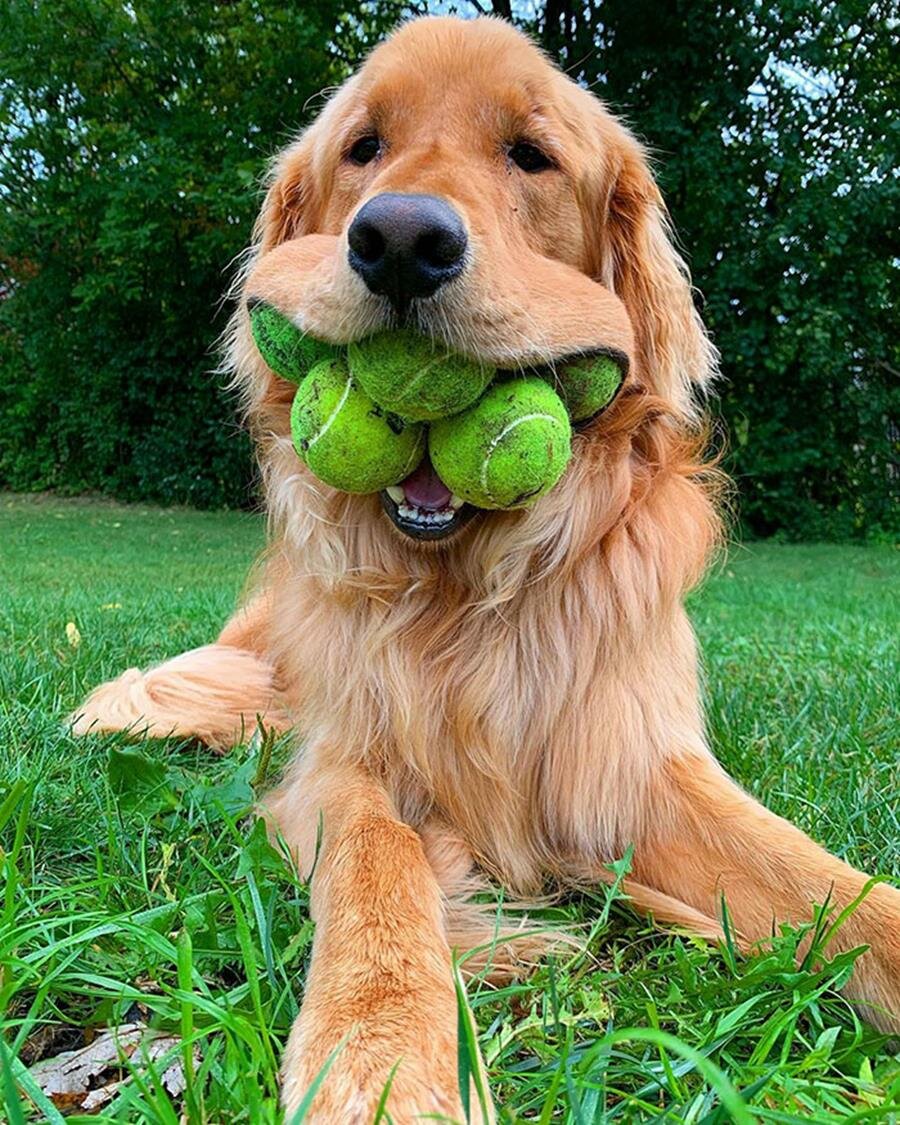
633, 751, 900, 1032
70, 587, 290, 749
271, 762, 492, 1123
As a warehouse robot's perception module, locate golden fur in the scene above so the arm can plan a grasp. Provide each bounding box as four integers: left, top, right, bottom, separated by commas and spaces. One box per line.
73, 17, 900, 1121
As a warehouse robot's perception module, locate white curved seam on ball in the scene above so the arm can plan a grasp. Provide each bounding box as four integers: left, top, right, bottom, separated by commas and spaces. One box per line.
307, 372, 353, 449
401, 429, 426, 479
400, 352, 454, 408
481, 412, 562, 505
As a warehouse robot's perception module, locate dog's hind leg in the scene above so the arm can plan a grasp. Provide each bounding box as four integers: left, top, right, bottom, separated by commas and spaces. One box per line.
630, 751, 900, 1033
69, 590, 290, 750
267, 761, 493, 1123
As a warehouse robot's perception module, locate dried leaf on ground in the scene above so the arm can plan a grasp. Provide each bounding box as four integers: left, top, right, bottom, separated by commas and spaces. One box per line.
28, 1022, 194, 1112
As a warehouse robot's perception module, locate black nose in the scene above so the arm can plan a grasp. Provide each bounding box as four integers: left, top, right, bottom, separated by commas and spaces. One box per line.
347, 193, 467, 310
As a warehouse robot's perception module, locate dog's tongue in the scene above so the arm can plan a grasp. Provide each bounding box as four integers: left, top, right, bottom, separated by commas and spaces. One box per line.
401, 456, 452, 511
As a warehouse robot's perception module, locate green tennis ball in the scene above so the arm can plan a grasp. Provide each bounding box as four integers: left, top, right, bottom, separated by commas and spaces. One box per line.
429, 377, 571, 510
250, 301, 337, 383
555, 353, 625, 421
348, 329, 493, 422
291, 357, 425, 494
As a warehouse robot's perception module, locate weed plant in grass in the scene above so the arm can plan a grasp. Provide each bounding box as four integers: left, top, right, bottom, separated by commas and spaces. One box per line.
1, 495, 898, 1121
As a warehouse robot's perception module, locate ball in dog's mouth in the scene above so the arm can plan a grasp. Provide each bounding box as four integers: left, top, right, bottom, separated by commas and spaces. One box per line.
380, 455, 476, 541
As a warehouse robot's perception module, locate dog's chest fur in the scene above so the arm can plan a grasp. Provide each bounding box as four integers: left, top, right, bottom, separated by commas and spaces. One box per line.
269, 546, 705, 893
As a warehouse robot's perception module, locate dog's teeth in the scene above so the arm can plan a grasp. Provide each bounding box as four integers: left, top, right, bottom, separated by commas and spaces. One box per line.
386, 486, 404, 503
450, 494, 465, 510
395, 500, 456, 527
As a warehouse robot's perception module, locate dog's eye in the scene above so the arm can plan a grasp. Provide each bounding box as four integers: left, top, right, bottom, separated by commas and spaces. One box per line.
509, 140, 555, 173
348, 134, 381, 165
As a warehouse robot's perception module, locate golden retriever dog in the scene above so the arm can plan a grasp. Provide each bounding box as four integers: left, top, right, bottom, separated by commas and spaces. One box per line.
74, 16, 900, 1121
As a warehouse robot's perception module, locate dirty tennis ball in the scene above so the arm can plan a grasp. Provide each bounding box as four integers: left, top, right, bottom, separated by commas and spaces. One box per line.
348, 329, 493, 422
290, 357, 425, 494
250, 300, 337, 383
429, 377, 572, 510
556, 353, 625, 422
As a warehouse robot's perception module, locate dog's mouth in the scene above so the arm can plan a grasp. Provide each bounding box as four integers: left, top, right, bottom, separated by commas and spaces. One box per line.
380, 456, 476, 541
376, 350, 629, 542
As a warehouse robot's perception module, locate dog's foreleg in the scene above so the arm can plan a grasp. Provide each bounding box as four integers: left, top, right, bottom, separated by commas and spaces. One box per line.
270, 762, 493, 1124
632, 752, 900, 1032
69, 590, 290, 750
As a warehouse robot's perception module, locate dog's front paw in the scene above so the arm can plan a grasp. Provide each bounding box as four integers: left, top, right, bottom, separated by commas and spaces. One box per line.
281, 995, 491, 1124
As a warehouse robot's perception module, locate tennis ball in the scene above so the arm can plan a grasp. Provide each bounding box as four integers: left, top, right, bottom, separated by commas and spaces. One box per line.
555, 353, 625, 421
348, 329, 492, 422
429, 377, 571, 510
250, 300, 337, 383
291, 357, 425, 494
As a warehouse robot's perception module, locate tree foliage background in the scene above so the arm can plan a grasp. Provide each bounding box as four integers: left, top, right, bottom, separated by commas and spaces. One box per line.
1, 0, 896, 537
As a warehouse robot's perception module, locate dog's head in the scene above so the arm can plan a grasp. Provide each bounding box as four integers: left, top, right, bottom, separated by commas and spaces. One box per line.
230, 17, 718, 593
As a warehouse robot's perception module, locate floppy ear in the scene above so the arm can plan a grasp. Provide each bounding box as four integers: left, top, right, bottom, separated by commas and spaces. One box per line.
254, 129, 322, 253
226, 127, 323, 427
600, 131, 717, 421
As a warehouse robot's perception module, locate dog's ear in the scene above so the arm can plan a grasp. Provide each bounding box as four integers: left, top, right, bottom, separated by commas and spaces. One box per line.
254, 129, 322, 253
598, 130, 717, 421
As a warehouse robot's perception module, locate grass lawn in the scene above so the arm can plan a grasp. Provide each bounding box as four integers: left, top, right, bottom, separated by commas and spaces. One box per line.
1, 492, 898, 1122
